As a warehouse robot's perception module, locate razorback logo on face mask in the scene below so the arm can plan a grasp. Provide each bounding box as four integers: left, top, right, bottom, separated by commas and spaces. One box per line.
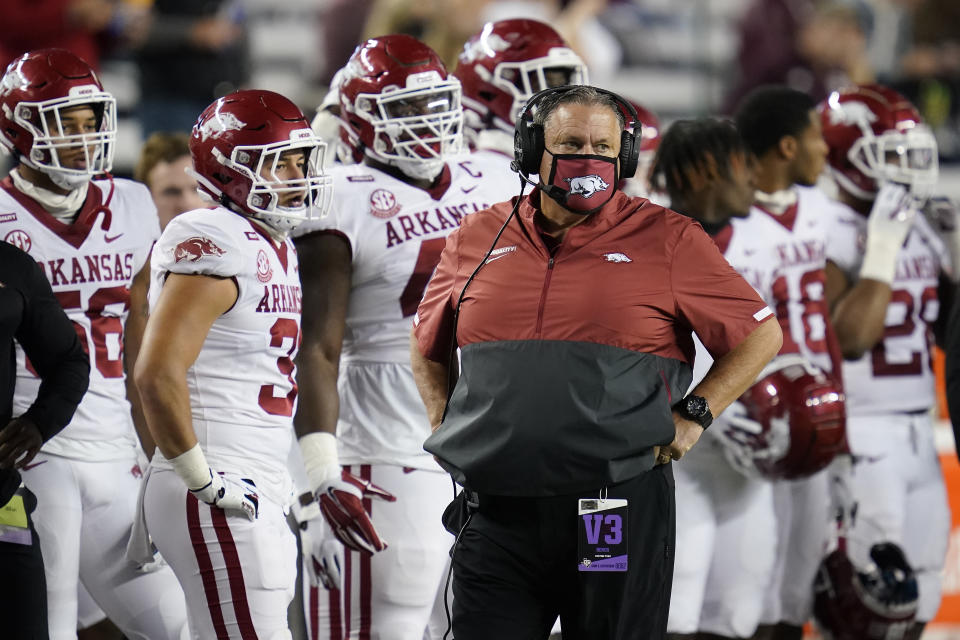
174, 236, 225, 263
565, 174, 610, 198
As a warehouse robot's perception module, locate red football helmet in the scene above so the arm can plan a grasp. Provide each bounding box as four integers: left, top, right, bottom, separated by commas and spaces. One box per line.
189, 89, 332, 233
0, 48, 116, 189
814, 541, 918, 639
339, 35, 463, 181
819, 84, 938, 201
311, 67, 362, 166
454, 19, 588, 136
719, 355, 847, 480
621, 100, 661, 197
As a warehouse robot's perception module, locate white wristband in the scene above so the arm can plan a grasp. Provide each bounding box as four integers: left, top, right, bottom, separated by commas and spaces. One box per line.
858, 234, 902, 284
169, 443, 213, 491
299, 432, 340, 491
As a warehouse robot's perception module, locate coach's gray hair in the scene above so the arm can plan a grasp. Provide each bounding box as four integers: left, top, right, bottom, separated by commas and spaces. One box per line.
532, 86, 625, 131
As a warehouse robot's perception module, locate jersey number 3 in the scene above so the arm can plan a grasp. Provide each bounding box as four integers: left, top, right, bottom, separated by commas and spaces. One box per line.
259, 318, 299, 416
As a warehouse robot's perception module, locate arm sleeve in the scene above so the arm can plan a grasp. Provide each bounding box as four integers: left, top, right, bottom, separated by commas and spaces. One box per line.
153, 213, 244, 279
414, 227, 461, 363
671, 223, 774, 358
16, 257, 90, 442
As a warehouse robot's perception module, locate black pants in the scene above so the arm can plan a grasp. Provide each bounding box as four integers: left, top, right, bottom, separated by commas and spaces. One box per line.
447, 464, 675, 640
0, 487, 48, 639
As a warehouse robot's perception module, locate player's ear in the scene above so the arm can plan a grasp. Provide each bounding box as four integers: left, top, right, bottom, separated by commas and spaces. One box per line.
778, 135, 797, 161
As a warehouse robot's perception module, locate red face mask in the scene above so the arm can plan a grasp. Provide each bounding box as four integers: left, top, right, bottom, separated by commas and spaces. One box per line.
541, 151, 619, 215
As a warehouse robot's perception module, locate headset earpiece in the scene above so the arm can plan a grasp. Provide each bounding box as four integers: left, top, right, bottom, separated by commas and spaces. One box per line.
618, 128, 640, 179
512, 86, 642, 180
513, 116, 544, 176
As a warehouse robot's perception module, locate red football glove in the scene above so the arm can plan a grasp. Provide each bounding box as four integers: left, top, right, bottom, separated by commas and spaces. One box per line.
316, 469, 396, 555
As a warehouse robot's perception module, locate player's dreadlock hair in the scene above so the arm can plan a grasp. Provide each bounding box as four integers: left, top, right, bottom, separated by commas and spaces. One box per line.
650, 118, 746, 203
734, 85, 816, 157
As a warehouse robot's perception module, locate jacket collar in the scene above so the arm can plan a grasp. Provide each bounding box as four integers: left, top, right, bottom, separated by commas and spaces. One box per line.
518, 188, 644, 254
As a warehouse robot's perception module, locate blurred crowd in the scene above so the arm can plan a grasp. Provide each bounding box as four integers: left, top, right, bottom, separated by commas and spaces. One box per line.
1, 0, 958, 162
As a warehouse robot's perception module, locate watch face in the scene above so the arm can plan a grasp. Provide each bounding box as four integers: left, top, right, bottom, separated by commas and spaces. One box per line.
686, 396, 707, 417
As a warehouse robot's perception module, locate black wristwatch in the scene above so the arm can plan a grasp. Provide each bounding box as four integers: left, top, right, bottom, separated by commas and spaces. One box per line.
674, 395, 713, 430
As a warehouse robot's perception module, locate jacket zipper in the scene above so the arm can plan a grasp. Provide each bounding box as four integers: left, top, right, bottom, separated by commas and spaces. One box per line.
535, 256, 555, 336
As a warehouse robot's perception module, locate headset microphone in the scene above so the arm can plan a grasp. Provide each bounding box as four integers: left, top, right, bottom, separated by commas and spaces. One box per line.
511, 160, 570, 204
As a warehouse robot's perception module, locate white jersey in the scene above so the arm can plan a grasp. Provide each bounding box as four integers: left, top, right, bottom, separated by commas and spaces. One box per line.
825, 201, 947, 415
2, 176, 158, 461
293, 155, 518, 468
727, 186, 843, 377
149, 207, 301, 503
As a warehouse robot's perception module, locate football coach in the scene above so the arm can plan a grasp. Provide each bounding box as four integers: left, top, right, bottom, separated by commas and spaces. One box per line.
410, 85, 782, 640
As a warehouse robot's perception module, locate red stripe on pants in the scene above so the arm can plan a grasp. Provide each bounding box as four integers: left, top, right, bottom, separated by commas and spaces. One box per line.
344, 465, 353, 638
210, 506, 258, 639
359, 464, 373, 640
307, 584, 343, 640
309, 586, 318, 640
187, 494, 230, 639
329, 585, 343, 640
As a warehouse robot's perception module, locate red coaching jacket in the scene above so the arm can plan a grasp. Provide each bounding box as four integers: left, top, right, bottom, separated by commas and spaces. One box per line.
415, 188, 772, 496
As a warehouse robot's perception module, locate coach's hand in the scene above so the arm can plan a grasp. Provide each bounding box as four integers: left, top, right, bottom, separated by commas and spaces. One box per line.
0, 417, 43, 470
316, 470, 396, 555
190, 471, 259, 521
299, 499, 344, 590
661, 413, 704, 463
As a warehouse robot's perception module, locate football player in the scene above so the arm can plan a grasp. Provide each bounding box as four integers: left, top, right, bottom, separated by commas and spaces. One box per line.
652, 118, 780, 640
0, 48, 188, 639
620, 100, 662, 199
133, 89, 332, 637
454, 18, 588, 157
819, 84, 952, 640
732, 86, 844, 640
453, 18, 662, 203
291, 34, 519, 639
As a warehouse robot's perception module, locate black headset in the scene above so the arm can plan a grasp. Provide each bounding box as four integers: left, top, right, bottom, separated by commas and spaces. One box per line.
512, 85, 641, 180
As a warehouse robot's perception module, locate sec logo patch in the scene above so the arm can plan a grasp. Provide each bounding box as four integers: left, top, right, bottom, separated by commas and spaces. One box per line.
370, 189, 401, 219
256, 249, 273, 283
4, 229, 31, 253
